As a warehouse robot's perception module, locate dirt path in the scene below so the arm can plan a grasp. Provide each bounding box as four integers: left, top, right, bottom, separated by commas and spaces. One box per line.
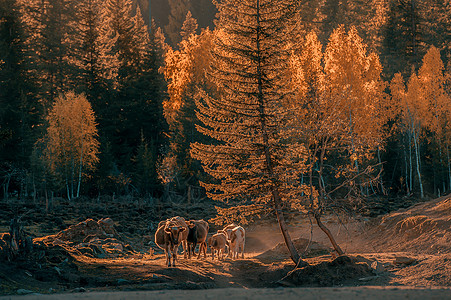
2, 286, 451, 300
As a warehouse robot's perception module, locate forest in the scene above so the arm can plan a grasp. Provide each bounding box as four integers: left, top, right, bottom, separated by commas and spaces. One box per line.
0, 0, 450, 297
1, 0, 450, 209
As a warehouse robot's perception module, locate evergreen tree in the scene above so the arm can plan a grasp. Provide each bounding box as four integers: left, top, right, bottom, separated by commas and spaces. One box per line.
21, 0, 77, 108
163, 27, 213, 193
165, 0, 190, 47
191, 0, 307, 265
0, 0, 37, 165
102, 0, 154, 171
382, 0, 427, 77
74, 0, 116, 105
180, 11, 198, 41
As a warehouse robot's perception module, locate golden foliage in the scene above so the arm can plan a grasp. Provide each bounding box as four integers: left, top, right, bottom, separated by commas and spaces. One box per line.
162, 28, 214, 129
44, 91, 99, 185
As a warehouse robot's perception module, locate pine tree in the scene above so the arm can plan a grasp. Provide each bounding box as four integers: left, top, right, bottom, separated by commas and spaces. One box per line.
191, 0, 307, 265
382, 0, 427, 77
102, 0, 156, 171
0, 0, 37, 165
21, 0, 77, 108
165, 0, 190, 47
180, 11, 198, 41
74, 0, 116, 105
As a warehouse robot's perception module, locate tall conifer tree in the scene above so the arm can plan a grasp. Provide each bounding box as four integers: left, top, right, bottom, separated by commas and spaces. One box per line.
0, 0, 36, 164
191, 0, 306, 265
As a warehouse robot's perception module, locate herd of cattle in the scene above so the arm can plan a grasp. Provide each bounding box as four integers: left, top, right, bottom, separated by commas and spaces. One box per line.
155, 216, 245, 267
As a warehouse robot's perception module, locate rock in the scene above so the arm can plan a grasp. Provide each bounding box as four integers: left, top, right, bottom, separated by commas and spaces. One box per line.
117, 279, 130, 285
17, 289, 34, 295
394, 256, 417, 265
371, 261, 385, 273
71, 287, 86, 293
358, 275, 380, 282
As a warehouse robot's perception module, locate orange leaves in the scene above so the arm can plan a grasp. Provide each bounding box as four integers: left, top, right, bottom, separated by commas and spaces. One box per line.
417, 46, 450, 137
44, 91, 99, 177
392, 46, 451, 142
291, 28, 388, 153
162, 29, 213, 128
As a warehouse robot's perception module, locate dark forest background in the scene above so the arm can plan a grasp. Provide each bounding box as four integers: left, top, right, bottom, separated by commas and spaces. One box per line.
0, 0, 450, 207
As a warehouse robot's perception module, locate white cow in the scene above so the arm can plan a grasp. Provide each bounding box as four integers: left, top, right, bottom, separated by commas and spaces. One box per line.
222, 224, 245, 259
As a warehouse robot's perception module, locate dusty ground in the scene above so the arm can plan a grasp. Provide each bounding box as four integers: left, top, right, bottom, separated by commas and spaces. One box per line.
0, 195, 450, 298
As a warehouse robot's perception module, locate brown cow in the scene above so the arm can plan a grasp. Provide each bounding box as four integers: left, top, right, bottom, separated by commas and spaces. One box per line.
186, 219, 209, 259
154, 217, 188, 267
207, 231, 228, 260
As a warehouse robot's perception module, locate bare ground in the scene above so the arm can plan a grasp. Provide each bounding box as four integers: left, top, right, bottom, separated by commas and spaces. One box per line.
0, 194, 450, 298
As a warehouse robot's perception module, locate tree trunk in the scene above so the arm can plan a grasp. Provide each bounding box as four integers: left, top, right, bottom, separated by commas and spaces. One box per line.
77, 139, 84, 198
404, 148, 410, 194
447, 144, 451, 191
409, 133, 413, 193
272, 187, 307, 267
317, 140, 344, 255
377, 147, 386, 195
255, 0, 306, 267
413, 129, 424, 198
314, 211, 344, 255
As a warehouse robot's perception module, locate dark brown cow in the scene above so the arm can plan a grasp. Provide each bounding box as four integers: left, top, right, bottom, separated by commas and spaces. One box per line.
154, 218, 187, 267
186, 219, 209, 259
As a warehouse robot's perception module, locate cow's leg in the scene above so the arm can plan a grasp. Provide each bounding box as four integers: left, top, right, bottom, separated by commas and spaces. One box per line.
197, 243, 202, 259
172, 245, 177, 267
165, 247, 171, 267
199, 242, 206, 259
183, 240, 188, 259
241, 241, 245, 259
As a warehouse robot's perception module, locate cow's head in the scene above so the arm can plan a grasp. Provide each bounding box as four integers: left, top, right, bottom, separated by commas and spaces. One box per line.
187, 221, 196, 229
164, 225, 186, 245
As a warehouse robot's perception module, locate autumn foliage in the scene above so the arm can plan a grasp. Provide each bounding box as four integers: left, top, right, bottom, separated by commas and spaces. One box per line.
40, 92, 99, 199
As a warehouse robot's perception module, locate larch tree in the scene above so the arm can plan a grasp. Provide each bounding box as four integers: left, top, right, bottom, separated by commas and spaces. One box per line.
190, 0, 308, 266
43, 91, 99, 200
180, 11, 198, 41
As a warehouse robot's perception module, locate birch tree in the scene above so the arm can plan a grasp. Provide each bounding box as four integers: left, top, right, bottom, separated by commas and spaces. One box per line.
417, 46, 451, 194
43, 91, 99, 199
289, 28, 389, 255
390, 72, 426, 198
